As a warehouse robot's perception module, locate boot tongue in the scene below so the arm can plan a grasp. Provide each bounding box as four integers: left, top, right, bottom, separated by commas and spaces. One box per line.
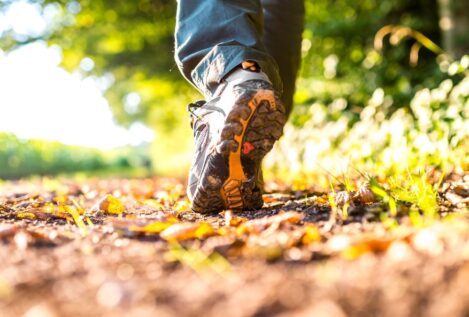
212, 63, 272, 99
224, 67, 271, 87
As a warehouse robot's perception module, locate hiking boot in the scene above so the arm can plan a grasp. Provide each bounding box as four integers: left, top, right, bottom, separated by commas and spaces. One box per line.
187, 62, 286, 213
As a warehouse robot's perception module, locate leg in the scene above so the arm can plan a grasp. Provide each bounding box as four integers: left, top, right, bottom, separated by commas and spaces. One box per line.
176, 0, 288, 212
261, 0, 304, 115
175, 0, 282, 98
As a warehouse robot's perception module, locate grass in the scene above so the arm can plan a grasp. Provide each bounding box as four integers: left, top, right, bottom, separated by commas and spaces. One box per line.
263, 55, 468, 226
165, 242, 232, 277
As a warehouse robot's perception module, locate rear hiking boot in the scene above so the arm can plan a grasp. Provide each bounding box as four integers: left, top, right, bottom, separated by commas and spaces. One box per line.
187, 61, 287, 213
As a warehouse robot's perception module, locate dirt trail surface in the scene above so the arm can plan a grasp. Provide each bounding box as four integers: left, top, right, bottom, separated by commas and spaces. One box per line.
0, 174, 468, 317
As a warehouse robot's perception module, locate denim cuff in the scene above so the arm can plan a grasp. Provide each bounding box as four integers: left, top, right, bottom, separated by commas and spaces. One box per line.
190, 43, 283, 99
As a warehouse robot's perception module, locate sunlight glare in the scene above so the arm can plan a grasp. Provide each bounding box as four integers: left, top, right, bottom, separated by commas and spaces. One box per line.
0, 1, 154, 149
0, 42, 154, 149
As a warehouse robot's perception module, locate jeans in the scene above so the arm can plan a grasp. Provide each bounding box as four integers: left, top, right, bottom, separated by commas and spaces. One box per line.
175, 0, 304, 114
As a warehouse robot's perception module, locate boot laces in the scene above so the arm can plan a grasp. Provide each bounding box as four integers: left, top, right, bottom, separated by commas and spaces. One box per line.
187, 100, 206, 129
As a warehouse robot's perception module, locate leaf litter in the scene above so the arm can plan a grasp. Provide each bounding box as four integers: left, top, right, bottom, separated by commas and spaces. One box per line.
0, 172, 468, 316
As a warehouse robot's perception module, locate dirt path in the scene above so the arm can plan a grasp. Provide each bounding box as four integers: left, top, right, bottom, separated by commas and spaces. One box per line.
0, 175, 468, 317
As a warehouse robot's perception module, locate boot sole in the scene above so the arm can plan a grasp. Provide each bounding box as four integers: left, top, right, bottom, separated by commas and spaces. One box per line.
191, 80, 286, 213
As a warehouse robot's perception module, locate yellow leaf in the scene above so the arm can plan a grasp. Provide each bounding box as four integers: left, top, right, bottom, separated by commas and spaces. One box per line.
42, 203, 56, 213
143, 199, 164, 209
85, 217, 94, 226
173, 200, 191, 213
341, 238, 392, 260
194, 223, 215, 239
64, 206, 87, 235
161, 222, 215, 241
302, 224, 321, 244
53, 195, 68, 204
100, 195, 125, 215
16, 212, 36, 220
217, 227, 233, 236
130, 219, 177, 234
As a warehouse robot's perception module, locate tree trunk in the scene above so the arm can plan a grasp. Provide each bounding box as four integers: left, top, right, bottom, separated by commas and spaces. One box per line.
438, 0, 469, 58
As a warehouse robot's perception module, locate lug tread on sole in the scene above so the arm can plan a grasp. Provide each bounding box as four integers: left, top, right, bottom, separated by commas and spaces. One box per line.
190, 81, 286, 213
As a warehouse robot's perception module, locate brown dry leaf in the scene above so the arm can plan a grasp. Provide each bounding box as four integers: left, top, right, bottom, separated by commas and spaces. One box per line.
201, 235, 238, 254
15, 208, 57, 221
356, 184, 376, 204
262, 193, 292, 204
3, 227, 60, 249
160, 222, 216, 241
313, 195, 330, 205
335, 191, 353, 207
100, 195, 125, 215
228, 215, 247, 227
26, 229, 61, 245
0, 224, 20, 239
244, 228, 306, 260
8, 193, 38, 204
15, 205, 70, 222
452, 182, 469, 197
111, 215, 177, 235
130, 218, 178, 235
0, 203, 10, 213
237, 212, 303, 235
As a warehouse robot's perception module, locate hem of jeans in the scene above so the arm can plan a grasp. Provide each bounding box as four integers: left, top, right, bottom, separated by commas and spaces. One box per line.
191, 44, 282, 99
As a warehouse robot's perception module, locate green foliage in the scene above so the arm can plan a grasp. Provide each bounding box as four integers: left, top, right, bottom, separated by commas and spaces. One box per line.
0, 0, 447, 128
297, 0, 445, 113
0, 0, 195, 127
0, 0, 466, 177
389, 172, 441, 218
46, 0, 191, 128
370, 172, 440, 224
0, 133, 150, 179
0, 133, 102, 178
265, 55, 469, 185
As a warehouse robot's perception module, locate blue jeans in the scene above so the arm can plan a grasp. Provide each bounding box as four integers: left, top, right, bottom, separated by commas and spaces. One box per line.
175, 0, 304, 114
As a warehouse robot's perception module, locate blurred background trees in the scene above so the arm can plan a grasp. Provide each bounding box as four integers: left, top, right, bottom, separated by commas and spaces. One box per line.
0, 132, 152, 178
0, 0, 467, 178
438, 0, 469, 59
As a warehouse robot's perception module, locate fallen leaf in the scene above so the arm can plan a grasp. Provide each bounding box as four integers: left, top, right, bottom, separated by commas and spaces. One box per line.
172, 200, 191, 213
356, 184, 376, 204
130, 220, 177, 234
237, 212, 303, 235
341, 238, 392, 260
161, 222, 216, 241
335, 191, 353, 207
100, 195, 125, 215
63, 206, 87, 235
16, 212, 36, 220
0, 224, 19, 239
262, 193, 292, 204
302, 224, 321, 245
